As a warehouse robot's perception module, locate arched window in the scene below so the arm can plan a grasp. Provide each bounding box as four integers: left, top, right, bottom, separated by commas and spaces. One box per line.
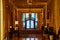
22, 13, 38, 29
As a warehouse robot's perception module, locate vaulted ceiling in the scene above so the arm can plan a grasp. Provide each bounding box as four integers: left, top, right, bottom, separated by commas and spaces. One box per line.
6, 0, 52, 8
4, 0, 54, 11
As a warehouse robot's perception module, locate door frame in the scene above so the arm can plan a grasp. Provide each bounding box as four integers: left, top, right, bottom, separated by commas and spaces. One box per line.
13, 7, 47, 30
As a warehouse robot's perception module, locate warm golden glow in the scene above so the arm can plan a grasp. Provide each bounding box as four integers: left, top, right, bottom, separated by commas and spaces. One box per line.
1, 0, 3, 40
42, 9, 43, 24
15, 21, 18, 24
27, 0, 32, 5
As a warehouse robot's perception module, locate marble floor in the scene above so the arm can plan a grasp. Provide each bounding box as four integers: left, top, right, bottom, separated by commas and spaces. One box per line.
7, 34, 54, 40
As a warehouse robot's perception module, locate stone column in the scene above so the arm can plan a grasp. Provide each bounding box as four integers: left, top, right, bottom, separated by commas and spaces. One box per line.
0, 0, 3, 40
37, 12, 41, 30
18, 10, 23, 30
54, 0, 60, 35
13, 8, 15, 28
44, 5, 47, 26
50, 35, 53, 40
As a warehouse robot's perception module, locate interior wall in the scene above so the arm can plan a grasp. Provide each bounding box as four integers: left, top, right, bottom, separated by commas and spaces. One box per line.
3, 0, 47, 33
49, 2, 54, 27
47, 0, 54, 27
3, 0, 15, 39
2, 0, 60, 40
12, 8, 44, 30
17, 8, 44, 30
3, 0, 8, 39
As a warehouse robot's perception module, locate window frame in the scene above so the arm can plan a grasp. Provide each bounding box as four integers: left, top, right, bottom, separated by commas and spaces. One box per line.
22, 13, 38, 29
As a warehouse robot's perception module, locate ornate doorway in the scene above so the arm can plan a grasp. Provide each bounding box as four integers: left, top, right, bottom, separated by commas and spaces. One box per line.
16, 8, 44, 30
22, 13, 38, 29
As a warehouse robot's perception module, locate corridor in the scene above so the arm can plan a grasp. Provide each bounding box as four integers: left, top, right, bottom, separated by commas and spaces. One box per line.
1, 0, 60, 40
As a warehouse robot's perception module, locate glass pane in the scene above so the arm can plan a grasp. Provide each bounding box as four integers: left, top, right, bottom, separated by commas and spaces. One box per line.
31, 13, 34, 18
26, 13, 29, 18
26, 21, 30, 28
22, 13, 25, 28
22, 13, 25, 21
23, 38, 25, 40
35, 22, 37, 26
31, 38, 34, 40
35, 38, 38, 40
35, 18, 38, 21
26, 38, 30, 40
23, 22, 25, 27
31, 20, 34, 28
31, 13, 36, 19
